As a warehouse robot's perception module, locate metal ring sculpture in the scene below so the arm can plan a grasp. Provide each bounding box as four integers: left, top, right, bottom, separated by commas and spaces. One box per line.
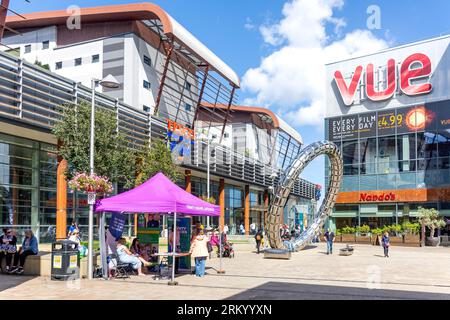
266, 141, 343, 252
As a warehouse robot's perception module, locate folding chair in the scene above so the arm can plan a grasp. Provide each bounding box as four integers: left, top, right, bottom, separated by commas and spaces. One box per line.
108, 254, 134, 279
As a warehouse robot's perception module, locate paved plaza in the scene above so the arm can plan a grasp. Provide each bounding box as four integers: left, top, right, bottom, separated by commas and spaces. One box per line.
0, 243, 449, 300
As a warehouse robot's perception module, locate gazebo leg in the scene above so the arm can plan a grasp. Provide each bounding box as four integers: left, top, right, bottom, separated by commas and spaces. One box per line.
168, 210, 178, 286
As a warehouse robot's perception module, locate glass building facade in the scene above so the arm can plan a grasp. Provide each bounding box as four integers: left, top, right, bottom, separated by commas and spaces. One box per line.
276, 130, 302, 170
325, 101, 450, 235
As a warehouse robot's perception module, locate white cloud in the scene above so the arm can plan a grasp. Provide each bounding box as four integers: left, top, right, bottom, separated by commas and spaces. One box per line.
244, 17, 256, 31
242, 0, 389, 128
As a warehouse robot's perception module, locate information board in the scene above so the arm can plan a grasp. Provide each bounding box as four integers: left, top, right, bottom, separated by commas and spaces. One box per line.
137, 227, 160, 260
167, 217, 191, 270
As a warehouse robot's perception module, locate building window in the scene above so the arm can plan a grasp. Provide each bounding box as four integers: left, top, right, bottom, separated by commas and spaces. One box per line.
184, 103, 192, 112
143, 80, 151, 90
74, 58, 82, 66
42, 40, 49, 50
143, 55, 151, 66
143, 105, 151, 113
55, 62, 62, 70
24, 45, 31, 54
92, 54, 99, 63
185, 82, 191, 91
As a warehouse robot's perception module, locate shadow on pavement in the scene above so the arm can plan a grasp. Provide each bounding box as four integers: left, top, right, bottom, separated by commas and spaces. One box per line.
224, 281, 450, 300
0, 275, 36, 292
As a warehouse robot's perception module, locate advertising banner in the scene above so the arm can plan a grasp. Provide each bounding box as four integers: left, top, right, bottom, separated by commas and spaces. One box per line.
167, 216, 191, 270
328, 117, 342, 141
108, 212, 127, 240
358, 112, 377, 138
341, 115, 358, 140
137, 227, 160, 259
377, 109, 396, 136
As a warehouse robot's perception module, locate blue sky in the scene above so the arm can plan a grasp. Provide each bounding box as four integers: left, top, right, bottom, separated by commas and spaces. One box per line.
10, 0, 450, 185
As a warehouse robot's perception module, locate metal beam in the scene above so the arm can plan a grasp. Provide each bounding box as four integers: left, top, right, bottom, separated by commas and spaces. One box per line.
219, 85, 236, 143
153, 42, 174, 116
0, 0, 10, 42
192, 65, 209, 129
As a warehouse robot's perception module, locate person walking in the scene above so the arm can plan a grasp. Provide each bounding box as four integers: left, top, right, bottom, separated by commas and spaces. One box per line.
254, 229, 263, 254
189, 229, 209, 277
324, 228, 335, 255
250, 222, 256, 235
239, 223, 245, 235
382, 232, 390, 257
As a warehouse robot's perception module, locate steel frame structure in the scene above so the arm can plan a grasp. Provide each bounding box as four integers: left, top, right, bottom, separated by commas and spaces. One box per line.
265, 141, 343, 251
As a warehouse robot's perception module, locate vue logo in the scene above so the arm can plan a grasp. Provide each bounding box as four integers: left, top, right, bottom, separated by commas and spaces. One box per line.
334, 53, 433, 106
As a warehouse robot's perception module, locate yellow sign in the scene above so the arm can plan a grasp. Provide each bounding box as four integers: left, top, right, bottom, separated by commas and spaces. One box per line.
69, 255, 78, 269
53, 255, 62, 269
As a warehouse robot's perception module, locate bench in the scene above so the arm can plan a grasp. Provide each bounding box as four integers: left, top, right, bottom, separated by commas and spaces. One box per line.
0, 251, 100, 277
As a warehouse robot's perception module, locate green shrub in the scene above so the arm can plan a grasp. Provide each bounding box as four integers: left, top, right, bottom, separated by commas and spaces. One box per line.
357, 225, 370, 235
341, 226, 356, 234
371, 228, 382, 235
402, 221, 421, 235
335, 229, 342, 236
390, 224, 402, 235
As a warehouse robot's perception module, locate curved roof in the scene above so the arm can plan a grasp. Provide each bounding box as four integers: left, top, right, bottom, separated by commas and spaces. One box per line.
6, 2, 240, 87
200, 104, 303, 144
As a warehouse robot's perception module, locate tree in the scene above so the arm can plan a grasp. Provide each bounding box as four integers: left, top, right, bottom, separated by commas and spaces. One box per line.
53, 102, 136, 187
418, 207, 446, 242
34, 60, 50, 70
134, 139, 181, 186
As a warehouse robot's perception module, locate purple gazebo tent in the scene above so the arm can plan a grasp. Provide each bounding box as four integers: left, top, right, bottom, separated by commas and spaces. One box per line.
95, 172, 220, 284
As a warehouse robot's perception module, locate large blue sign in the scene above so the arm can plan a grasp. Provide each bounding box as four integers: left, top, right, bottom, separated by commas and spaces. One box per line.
109, 212, 127, 240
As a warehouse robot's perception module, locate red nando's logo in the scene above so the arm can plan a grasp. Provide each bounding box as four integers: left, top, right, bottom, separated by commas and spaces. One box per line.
360, 192, 396, 202
334, 53, 433, 106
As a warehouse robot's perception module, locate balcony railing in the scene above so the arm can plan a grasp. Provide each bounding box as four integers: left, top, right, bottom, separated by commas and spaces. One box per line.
0, 51, 316, 199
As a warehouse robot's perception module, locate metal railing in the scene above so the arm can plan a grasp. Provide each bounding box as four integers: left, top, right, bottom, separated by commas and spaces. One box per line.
0, 51, 316, 199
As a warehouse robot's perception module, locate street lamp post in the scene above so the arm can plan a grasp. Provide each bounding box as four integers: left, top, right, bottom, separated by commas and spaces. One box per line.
206, 140, 210, 229
88, 75, 120, 280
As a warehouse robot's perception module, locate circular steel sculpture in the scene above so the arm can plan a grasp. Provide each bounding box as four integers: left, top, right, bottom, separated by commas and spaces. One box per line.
266, 141, 343, 252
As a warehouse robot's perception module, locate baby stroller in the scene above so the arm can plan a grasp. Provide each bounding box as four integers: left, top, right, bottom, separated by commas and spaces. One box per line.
218, 241, 235, 258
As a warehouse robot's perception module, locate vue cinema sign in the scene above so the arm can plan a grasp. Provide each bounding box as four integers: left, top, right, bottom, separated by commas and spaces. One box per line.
334, 53, 433, 106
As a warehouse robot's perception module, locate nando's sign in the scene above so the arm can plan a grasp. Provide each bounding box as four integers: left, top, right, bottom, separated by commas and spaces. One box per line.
334, 53, 433, 106
360, 192, 396, 202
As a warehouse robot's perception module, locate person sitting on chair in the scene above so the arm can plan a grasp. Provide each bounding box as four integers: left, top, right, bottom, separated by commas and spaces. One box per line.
116, 238, 151, 276
130, 238, 150, 262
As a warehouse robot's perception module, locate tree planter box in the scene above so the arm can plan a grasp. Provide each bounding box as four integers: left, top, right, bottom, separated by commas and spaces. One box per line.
355, 235, 371, 244
341, 234, 356, 243
371, 235, 381, 245
403, 234, 420, 247
335, 235, 342, 242
425, 237, 440, 247
389, 236, 404, 245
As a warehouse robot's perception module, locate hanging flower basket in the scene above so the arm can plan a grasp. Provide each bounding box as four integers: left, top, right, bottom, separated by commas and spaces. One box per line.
68, 172, 113, 196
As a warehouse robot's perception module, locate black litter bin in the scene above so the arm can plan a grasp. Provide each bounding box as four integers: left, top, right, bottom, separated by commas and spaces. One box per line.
51, 240, 80, 280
